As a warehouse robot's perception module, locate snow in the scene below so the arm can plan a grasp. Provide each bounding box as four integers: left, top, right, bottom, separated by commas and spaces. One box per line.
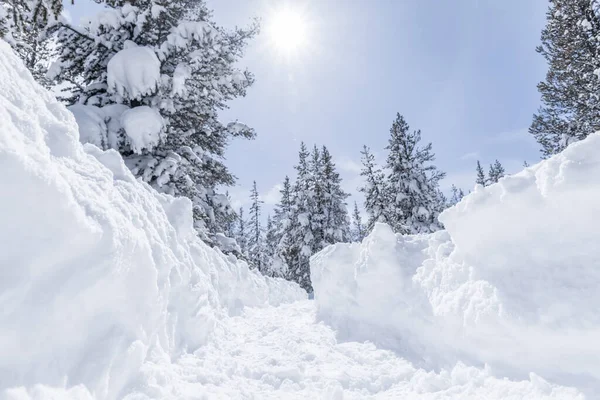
0, 40, 304, 398
67, 104, 107, 148
1, 37, 597, 399
172, 62, 191, 97
120, 106, 164, 154
312, 132, 600, 397
107, 46, 160, 100
159, 21, 216, 59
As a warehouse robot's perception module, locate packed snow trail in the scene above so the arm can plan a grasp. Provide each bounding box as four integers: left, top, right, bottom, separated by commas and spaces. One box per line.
120, 300, 580, 399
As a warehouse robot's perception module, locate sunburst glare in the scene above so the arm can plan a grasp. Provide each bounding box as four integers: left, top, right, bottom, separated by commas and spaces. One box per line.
266, 4, 310, 58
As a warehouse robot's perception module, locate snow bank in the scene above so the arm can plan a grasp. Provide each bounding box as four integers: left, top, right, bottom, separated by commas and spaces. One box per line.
312, 134, 600, 395
107, 45, 160, 99
0, 40, 304, 399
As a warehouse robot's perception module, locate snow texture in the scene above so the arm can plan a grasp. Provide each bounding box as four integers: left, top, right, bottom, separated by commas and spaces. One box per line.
0, 39, 594, 399
312, 133, 600, 397
107, 45, 160, 100
120, 106, 164, 154
68, 104, 130, 151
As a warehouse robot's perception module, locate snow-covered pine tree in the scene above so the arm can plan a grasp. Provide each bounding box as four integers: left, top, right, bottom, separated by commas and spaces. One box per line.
271, 176, 294, 278
351, 201, 366, 242
359, 145, 392, 232
0, 0, 61, 39
488, 160, 505, 184
448, 184, 465, 206
247, 181, 265, 272
236, 207, 248, 259
50, 0, 256, 252
0, 0, 59, 85
288, 142, 316, 292
531, 0, 600, 156
309, 145, 325, 251
263, 215, 278, 277
223, 191, 237, 238
476, 160, 487, 186
384, 113, 445, 234
320, 146, 351, 245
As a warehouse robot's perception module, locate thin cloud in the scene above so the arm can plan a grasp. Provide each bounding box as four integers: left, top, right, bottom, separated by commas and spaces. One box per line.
489, 128, 537, 147
262, 183, 283, 205
460, 151, 480, 161
337, 157, 362, 174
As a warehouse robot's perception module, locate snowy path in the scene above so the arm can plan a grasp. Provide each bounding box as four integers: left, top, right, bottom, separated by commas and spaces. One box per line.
132, 301, 581, 400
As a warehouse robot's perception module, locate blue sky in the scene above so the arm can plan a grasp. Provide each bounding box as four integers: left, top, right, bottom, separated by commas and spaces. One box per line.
65, 0, 548, 215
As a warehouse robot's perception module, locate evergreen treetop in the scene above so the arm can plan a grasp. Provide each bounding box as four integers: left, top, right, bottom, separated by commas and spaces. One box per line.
530, 0, 600, 156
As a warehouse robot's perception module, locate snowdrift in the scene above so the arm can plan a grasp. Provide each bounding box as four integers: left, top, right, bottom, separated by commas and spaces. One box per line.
312, 135, 600, 395
0, 40, 304, 399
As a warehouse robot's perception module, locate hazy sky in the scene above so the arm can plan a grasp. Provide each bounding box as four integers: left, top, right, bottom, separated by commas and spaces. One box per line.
66, 0, 549, 215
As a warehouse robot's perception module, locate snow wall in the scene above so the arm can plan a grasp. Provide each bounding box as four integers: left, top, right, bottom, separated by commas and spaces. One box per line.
312, 133, 600, 395
0, 40, 305, 399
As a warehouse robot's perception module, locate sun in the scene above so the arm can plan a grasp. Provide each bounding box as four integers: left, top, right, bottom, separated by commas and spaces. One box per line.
266, 6, 308, 56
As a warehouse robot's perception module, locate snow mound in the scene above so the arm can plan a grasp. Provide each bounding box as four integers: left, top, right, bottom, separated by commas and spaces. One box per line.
120, 106, 164, 153
107, 45, 161, 99
0, 40, 304, 398
312, 134, 600, 395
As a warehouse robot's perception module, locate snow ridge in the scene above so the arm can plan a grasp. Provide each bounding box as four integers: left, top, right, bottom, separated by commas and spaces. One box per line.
0, 40, 304, 399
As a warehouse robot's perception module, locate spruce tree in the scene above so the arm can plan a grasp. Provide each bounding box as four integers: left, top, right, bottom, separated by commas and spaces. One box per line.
236, 207, 248, 259
309, 146, 325, 251
449, 184, 465, 206
247, 181, 265, 272
51, 0, 257, 252
263, 215, 278, 277
288, 142, 315, 292
488, 160, 505, 184
384, 113, 445, 234
352, 201, 366, 242
476, 161, 487, 186
272, 176, 294, 278
320, 146, 351, 245
530, 0, 600, 156
1, 0, 59, 85
223, 192, 237, 239
359, 145, 392, 232
0, 0, 61, 41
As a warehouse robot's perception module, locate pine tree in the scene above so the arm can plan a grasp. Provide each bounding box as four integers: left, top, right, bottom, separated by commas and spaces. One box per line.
352, 201, 366, 242
223, 192, 237, 238
476, 161, 487, 186
51, 0, 257, 253
271, 176, 294, 279
247, 181, 265, 272
1, 0, 59, 85
384, 113, 445, 234
449, 184, 465, 206
319, 146, 351, 245
288, 142, 315, 292
236, 207, 248, 259
359, 145, 392, 232
263, 215, 277, 277
488, 160, 505, 184
530, 0, 600, 156
309, 145, 325, 251
523, 160, 530, 168
0, 0, 61, 41
277, 144, 351, 291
